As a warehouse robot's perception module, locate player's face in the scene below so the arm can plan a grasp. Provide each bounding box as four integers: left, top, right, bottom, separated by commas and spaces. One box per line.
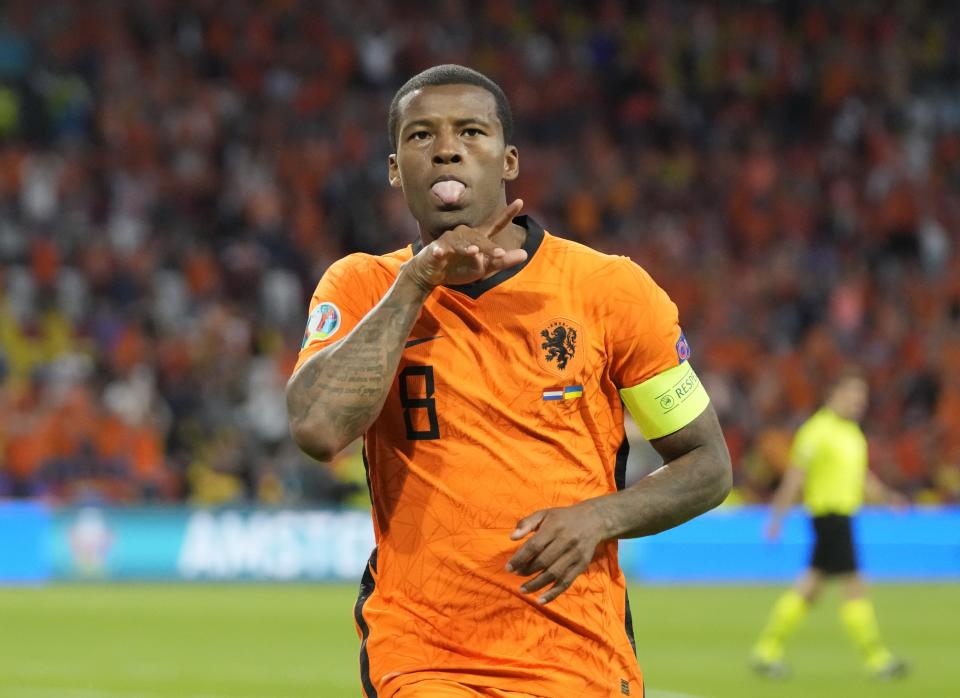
831, 377, 869, 421
388, 84, 519, 239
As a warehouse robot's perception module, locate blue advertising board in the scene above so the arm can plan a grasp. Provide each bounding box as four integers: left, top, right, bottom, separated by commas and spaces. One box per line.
0, 501, 50, 583
49, 507, 376, 581
619, 506, 960, 583
1, 503, 958, 584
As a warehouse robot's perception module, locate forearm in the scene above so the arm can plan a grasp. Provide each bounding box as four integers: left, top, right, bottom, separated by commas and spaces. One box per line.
769, 467, 805, 520
865, 470, 900, 504
589, 444, 731, 540
287, 263, 430, 459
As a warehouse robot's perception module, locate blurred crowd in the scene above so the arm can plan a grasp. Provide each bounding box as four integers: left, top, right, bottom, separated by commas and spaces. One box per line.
1, 0, 959, 506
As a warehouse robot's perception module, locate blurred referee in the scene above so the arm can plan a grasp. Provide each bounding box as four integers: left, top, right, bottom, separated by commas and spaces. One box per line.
751, 369, 909, 680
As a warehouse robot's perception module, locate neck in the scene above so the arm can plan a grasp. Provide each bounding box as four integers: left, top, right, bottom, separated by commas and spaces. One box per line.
491, 220, 527, 250
827, 405, 853, 421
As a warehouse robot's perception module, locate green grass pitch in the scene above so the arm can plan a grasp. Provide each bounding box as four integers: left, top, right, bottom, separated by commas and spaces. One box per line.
0, 583, 956, 697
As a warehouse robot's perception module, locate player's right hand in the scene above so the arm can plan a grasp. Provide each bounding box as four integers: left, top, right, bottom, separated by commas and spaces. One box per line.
405, 199, 527, 290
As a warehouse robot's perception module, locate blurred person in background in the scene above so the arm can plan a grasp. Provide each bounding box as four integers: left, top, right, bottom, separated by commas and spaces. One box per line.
751, 368, 909, 680
286, 63, 731, 698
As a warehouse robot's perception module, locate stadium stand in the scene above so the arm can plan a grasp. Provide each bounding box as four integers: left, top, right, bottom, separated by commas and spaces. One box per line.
0, 1, 958, 505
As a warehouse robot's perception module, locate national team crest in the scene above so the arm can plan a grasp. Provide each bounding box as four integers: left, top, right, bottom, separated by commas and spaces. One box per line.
535, 317, 584, 377
301, 302, 341, 348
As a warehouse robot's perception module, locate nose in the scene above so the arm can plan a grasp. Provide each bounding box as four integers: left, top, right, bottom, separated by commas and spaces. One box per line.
432, 129, 462, 165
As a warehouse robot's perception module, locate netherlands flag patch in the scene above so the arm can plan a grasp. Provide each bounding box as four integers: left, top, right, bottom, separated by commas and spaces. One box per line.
543, 385, 584, 401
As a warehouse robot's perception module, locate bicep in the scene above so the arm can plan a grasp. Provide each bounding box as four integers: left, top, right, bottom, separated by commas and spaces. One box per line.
649, 402, 730, 467
293, 255, 380, 373
605, 258, 682, 388
782, 465, 807, 489
289, 337, 345, 384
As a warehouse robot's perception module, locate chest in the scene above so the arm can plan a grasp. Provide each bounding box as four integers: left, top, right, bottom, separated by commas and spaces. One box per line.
382, 289, 620, 443
814, 426, 867, 472
406, 290, 603, 390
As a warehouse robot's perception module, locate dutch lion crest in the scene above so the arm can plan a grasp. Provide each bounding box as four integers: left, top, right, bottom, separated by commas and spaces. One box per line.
540, 322, 578, 371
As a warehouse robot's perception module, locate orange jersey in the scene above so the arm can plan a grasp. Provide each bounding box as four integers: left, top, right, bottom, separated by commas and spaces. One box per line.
295, 217, 686, 698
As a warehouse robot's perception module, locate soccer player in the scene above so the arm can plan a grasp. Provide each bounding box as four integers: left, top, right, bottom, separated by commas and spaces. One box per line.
751, 370, 909, 680
287, 64, 732, 698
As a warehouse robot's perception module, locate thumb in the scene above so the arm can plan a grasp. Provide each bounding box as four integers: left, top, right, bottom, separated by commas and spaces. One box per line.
511, 510, 546, 540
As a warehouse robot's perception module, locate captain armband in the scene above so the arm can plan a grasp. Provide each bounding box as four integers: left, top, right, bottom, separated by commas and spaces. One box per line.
620, 362, 710, 440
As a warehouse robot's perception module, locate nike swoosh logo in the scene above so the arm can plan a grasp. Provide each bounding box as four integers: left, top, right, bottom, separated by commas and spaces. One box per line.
404, 335, 443, 348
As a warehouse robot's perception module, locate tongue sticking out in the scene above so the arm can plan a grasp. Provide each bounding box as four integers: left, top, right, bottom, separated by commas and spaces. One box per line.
431, 180, 466, 205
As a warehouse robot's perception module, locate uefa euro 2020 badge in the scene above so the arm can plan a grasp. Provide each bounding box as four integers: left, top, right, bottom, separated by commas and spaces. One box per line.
675, 332, 691, 363
301, 302, 341, 348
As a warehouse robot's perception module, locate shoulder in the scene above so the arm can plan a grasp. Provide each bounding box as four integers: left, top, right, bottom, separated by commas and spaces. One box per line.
320, 247, 412, 283
796, 411, 829, 441
330, 247, 410, 273
539, 232, 643, 280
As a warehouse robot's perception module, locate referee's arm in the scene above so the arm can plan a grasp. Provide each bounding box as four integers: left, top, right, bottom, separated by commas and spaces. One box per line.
864, 470, 910, 510
765, 466, 806, 541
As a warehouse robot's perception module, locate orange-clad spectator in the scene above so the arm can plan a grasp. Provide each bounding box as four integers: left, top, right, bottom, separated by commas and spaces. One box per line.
4, 416, 54, 494
183, 247, 221, 299
128, 423, 169, 496
48, 386, 98, 460
110, 324, 149, 375
30, 238, 59, 289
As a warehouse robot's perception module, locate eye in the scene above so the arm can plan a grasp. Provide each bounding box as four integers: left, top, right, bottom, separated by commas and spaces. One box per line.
463, 128, 483, 137
409, 130, 430, 141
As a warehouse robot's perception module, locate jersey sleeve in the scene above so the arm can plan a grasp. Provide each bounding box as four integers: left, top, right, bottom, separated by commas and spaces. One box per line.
788, 419, 820, 471
606, 257, 710, 440
293, 254, 379, 374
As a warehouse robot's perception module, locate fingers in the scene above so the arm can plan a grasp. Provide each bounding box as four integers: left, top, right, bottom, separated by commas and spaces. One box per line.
519, 546, 576, 593
498, 247, 528, 268
427, 239, 481, 270
511, 536, 570, 577
485, 198, 524, 238
507, 524, 587, 604
520, 552, 586, 605
537, 563, 585, 605
510, 510, 546, 541
444, 241, 524, 278
505, 511, 547, 574
437, 241, 479, 257
440, 229, 497, 262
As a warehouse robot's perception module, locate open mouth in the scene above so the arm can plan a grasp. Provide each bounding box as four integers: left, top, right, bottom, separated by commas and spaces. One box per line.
431, 177, 467, 206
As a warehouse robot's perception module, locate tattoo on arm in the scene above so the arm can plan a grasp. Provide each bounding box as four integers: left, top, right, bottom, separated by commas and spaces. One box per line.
287, 266, 429, 455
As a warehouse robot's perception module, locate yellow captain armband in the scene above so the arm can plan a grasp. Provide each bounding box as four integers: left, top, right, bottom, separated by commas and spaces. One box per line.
620, 362, 710, 440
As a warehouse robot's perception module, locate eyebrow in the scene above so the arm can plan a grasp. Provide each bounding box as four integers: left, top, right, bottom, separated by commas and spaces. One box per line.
401, 117, 493, 134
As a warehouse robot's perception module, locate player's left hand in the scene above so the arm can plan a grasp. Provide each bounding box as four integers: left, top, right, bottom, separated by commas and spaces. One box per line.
505, 503, 608, 605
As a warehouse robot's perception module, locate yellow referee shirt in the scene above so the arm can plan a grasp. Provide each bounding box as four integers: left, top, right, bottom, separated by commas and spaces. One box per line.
789, 408, 867, 516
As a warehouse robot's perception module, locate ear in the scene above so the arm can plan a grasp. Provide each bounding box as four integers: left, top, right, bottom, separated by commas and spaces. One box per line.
503, 145, 519, 181
388, 154, 402, 188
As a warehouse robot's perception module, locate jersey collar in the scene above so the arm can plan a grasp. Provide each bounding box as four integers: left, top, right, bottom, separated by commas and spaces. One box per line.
410, 215, 545, 300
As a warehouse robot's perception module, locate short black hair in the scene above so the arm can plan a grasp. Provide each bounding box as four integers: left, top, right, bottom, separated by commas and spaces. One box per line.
388, 64, 514, 151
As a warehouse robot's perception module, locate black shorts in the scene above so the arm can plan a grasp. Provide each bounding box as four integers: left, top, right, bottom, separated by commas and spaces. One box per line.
810, 514, 858, 575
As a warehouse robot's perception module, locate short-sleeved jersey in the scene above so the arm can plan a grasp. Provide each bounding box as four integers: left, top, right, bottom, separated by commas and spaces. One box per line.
789, 408, 867, 516
294, 217, 701, 698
